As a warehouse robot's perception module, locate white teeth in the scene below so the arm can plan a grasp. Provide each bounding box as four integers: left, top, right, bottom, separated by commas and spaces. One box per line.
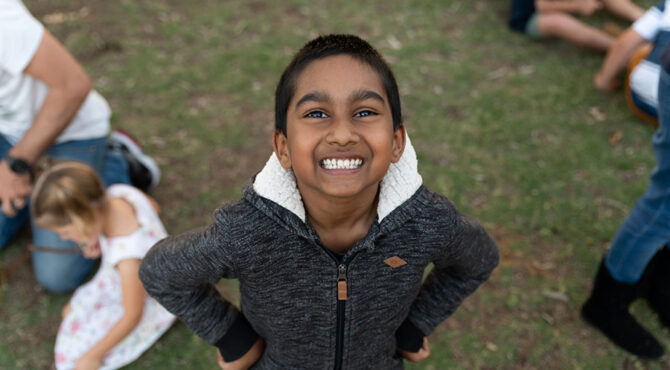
321, 158, 363, 170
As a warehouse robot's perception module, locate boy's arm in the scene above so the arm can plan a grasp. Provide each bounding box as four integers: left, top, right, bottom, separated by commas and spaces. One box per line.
139, 210, 259, 362
405, 213, 499, 338
595, 28, 648, 92
535, 0, 602, 16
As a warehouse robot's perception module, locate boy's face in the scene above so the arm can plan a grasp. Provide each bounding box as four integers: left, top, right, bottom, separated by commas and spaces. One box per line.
274, 54, 405, 201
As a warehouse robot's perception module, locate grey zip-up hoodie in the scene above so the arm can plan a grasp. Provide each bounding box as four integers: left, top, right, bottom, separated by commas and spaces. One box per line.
140, 137, 499, 369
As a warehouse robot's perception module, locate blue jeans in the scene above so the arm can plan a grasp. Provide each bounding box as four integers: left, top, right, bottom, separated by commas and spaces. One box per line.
606, 69, 670, 283
0, 135, 130, 293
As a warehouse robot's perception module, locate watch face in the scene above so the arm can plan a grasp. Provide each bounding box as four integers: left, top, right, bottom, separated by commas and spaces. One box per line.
7, 156, 30, 174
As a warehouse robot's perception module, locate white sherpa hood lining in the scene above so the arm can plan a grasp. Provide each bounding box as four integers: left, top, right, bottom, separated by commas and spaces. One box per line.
253, 133, 423, 223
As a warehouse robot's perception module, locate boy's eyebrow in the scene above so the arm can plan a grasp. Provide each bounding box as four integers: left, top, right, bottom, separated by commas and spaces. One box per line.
295, 91, 331, 108
349, 89, 385, 104
294, 89, 385, 109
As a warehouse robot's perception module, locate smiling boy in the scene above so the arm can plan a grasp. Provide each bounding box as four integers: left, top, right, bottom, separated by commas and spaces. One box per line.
274, 53, 404, 254
140, 34, 499, 369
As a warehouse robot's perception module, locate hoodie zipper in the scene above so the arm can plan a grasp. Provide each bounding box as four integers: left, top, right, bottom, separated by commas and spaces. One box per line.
334, 263, 347, 370
335, 263, 347, 370
321, 246, 361, 369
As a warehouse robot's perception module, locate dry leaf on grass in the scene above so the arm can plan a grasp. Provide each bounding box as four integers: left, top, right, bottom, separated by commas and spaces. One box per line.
608, 130, 623, 145
589, 106, 607, 121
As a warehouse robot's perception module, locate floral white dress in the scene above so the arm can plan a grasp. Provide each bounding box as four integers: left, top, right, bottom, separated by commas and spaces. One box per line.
54, 184, 175, 370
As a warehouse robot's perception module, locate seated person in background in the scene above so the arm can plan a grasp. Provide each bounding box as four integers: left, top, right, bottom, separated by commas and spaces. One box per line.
509, 0, 644, 51
0, 0, 159, 293
595, 1, 669, 126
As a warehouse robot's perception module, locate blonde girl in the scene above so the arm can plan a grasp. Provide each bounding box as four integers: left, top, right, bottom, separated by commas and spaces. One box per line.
31, 161, 174, 370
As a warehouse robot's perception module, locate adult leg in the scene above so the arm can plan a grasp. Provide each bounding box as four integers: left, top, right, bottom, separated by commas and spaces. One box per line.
31, 137, 108, 293
640, 61, 670, 328
581, 184, 669, 358
581, 50, 670, 360
606, 65, 670, 284
601, 0, 645, 22
0, 135, 30, 249
101, 139, 131, 187
537, 13, 614, 52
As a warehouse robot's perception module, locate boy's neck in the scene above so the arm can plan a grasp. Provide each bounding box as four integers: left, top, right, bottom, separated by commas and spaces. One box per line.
302, 184, 379, 253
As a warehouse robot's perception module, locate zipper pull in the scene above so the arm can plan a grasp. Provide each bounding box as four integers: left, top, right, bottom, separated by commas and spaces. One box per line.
337, 264, 347, 301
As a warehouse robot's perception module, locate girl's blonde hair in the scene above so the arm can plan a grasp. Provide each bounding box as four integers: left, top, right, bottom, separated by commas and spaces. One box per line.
31, 161, 107, 239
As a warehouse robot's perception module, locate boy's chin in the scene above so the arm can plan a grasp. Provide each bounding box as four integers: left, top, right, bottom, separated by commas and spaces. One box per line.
319, 183, 380, 199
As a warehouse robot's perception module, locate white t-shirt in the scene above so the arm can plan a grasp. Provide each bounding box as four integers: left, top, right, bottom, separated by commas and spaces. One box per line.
0, 0, 110, 145
630, 1, 670, 110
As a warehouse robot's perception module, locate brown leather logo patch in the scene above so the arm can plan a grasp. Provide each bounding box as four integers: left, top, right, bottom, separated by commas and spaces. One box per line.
384, 256, 407, 268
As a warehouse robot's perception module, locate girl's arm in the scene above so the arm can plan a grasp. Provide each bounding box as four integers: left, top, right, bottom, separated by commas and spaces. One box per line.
75, 258, 145, 370
535, 0, 602, 15
74, 199, 144, 369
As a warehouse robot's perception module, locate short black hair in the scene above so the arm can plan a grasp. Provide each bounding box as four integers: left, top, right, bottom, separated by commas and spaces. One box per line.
274, 34, 402, 136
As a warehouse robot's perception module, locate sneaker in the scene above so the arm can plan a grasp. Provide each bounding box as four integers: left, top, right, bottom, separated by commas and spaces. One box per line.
108, 129, 160, 191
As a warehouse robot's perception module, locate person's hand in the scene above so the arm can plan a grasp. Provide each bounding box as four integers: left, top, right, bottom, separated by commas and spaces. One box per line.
216, 338, 265, 370
0, 160, 31, 217
74, 352, 102, 370
397, 337, 431, 363
578, 0, 603, 16
80, 239, 102, 259
594, 71, 620, 92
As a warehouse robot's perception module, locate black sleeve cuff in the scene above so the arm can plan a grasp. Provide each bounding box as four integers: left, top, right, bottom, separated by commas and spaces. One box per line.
214, 314, 259, 362
395, 317, 425, 352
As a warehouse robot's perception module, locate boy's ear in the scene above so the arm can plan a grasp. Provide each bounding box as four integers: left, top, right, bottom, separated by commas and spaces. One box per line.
390, 125, 406, 163
273, 131, 292, 169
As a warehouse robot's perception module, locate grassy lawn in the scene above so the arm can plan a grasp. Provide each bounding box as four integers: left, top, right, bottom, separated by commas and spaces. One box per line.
2, 0, 669, 368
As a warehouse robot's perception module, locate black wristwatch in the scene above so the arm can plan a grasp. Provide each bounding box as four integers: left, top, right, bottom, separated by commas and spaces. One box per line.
4, 154, 33, 175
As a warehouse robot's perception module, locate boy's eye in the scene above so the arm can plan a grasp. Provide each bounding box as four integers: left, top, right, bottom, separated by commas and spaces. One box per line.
354, 110, 377, 118
306, 111, 328, 119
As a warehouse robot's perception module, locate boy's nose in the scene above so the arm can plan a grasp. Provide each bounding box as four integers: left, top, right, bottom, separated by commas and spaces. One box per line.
326, 116, 359, 146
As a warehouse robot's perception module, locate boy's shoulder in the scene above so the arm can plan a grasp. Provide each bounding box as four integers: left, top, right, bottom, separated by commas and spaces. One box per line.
414, 186, 460, 215
213, 197, 260, 225
392, 185, 464, 230
212, 191, 297, 235
381, 185, 482, 245
408, 187, 491, 243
